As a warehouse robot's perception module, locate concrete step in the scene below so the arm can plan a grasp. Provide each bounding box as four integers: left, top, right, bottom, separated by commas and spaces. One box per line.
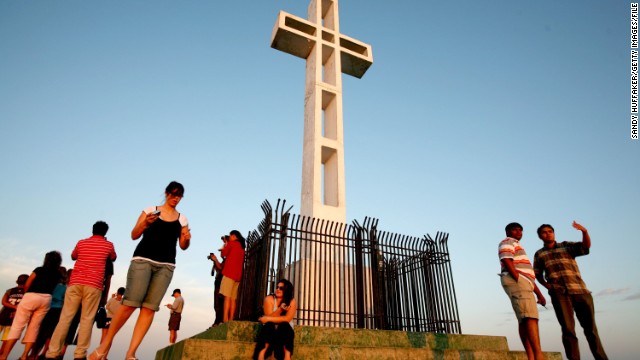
157, 340, 562, 360
185, 321, 511, 351
155, 321, 563, 360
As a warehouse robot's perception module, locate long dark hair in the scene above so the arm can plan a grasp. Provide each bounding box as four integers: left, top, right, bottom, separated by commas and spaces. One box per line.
165, 181, 184, 197
230, 230, 246, 249
43, 251, 62, 271
277, 279, 294, 306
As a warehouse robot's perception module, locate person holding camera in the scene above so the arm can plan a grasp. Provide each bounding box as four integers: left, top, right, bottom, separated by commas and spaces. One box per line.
207, 236, 226, 328
219, 230, 245, 323
88, 181, 191, 360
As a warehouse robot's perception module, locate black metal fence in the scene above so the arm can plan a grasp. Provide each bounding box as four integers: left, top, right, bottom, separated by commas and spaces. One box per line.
237, 200, 461, 334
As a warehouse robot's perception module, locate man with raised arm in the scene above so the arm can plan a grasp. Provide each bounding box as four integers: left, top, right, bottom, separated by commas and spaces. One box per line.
534, 221, 608, 360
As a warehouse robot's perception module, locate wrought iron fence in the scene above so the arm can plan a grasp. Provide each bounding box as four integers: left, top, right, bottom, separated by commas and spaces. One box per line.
237, 199, 461, 334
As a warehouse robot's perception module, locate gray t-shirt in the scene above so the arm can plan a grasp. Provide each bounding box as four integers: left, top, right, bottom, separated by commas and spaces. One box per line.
170, 296, 184, 314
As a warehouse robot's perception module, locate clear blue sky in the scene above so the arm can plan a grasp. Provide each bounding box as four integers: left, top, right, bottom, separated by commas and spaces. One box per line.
1, 1, 637, 359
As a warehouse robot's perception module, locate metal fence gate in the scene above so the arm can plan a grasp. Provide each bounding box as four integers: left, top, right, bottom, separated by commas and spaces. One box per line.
237, 200, 461, 334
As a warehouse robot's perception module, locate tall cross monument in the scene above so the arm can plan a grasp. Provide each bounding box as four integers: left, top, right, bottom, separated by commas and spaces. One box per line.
271, 0, 373, 224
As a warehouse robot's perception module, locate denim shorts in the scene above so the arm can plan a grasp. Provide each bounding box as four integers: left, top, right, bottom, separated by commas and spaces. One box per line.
123, 259, 174, 311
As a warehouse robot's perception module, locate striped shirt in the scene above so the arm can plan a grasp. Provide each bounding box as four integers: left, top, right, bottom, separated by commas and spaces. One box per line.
498, 237, 535, 280
68, 235, 117, 290
533, 241, 589, 295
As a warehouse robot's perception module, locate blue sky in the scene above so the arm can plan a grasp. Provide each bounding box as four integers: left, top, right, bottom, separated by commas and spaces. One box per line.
1, 1, 638, 359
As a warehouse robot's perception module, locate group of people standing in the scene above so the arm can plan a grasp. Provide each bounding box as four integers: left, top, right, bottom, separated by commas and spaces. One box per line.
499, 221, 608, 360
0, 179, 299, 360
0, 220, 118, 360
0, 178, 611, 360
0, 181, 191, 360
0, 251, 69, 360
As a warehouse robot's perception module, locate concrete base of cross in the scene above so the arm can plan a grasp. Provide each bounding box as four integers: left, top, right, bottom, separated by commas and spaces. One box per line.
155, 321, 562, 360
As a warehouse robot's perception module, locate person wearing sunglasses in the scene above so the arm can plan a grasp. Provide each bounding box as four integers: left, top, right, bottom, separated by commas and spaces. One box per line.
255, 279, 297, 360
88, 181, 191, 360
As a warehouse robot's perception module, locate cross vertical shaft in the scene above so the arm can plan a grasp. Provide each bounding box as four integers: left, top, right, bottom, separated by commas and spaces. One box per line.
271, 0, 373, 223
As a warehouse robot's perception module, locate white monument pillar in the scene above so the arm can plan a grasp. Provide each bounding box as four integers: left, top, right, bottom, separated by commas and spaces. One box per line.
271, 0, 373, 224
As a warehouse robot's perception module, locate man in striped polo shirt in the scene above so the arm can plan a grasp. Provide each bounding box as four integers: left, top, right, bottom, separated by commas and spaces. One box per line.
499, 222, 547, 360
46, 221, 117, 360
534, 221, 608, 360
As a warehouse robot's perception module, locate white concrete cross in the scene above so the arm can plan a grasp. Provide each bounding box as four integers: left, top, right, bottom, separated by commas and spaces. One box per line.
271, 0, 373, 224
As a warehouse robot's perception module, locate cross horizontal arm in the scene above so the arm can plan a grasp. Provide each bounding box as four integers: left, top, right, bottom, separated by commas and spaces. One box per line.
339, 33, 373, 79
271, 11, 316, 59
271, 11, 373, 78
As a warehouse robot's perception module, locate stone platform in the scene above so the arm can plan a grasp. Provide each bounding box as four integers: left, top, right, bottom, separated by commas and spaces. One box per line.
155, 321, 562, 360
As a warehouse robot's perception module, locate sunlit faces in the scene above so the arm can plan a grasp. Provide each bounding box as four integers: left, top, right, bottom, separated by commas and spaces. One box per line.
538, 226, 555, 242
166, 191, 183, 206
507, 227, 523, 240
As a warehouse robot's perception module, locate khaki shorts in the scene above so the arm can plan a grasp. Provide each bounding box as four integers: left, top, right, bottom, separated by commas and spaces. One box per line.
219, 276, 240, 300
501, 273, 538, 322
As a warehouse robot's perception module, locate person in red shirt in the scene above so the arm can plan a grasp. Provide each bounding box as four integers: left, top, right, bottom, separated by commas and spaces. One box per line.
220, 230, 245, 322
45, 221, 117, 360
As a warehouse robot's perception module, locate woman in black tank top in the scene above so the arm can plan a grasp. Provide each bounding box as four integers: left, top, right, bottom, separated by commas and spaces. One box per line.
89, 181, 191, 360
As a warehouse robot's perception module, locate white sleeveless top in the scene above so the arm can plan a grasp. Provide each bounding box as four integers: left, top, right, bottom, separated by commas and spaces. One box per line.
271, 295, 294, 328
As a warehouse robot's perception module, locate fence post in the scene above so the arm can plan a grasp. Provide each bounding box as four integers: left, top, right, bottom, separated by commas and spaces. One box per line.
352, 221, 365, 328
365, 218, 386, 330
